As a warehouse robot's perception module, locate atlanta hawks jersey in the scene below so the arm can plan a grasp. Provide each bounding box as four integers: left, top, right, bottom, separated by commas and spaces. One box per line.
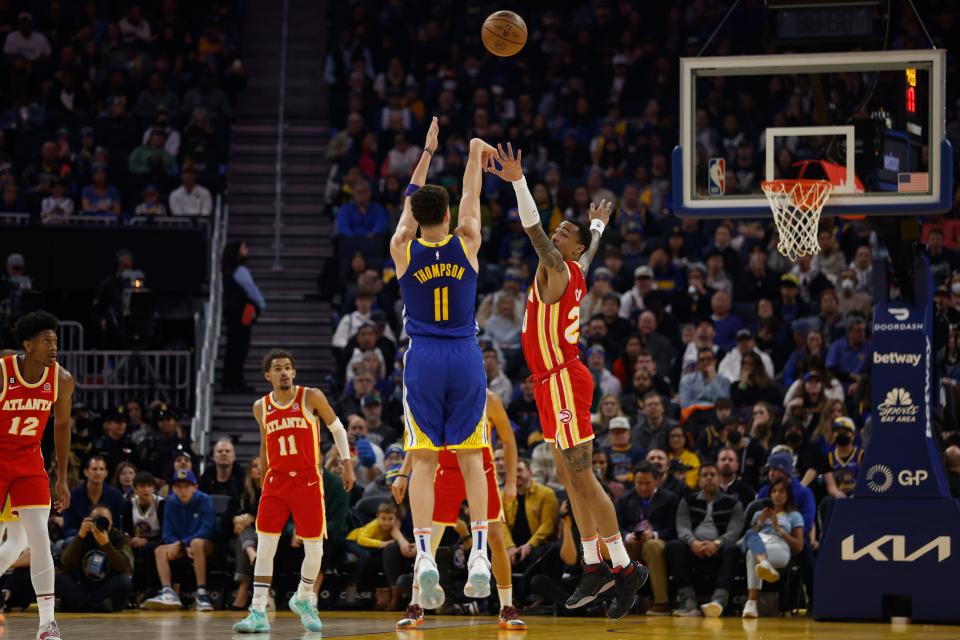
521, 260, 586, 375
260, 386, 320, 472
0, 354, 58, 455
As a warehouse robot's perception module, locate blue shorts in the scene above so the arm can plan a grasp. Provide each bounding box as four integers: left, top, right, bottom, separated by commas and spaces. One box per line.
402, 336, 487, 451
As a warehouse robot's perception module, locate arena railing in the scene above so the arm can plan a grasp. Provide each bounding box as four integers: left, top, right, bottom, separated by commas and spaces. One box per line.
190, 194, 227, 458
57, 320, 85, 352
57, 350, 192, 411
271, 0, 290, 272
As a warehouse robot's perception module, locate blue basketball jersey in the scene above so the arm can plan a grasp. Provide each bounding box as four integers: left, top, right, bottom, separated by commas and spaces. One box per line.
399, 235, 478, 339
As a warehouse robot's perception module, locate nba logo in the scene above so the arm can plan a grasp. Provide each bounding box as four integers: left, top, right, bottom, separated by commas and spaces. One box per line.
43, 383, 51, 391
708, 158, 725, 196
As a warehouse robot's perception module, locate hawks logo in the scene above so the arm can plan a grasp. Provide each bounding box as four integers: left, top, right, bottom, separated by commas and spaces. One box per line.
558, 409, 573, 424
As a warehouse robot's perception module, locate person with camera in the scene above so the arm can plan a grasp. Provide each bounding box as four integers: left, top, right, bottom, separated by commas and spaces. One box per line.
55, 504, 134, 612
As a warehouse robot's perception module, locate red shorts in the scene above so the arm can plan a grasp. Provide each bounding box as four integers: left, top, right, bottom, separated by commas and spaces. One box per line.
432, 462, 503, 526
532, 359, 595, 450
256, 467, 325, 540
0, 451, 50, 513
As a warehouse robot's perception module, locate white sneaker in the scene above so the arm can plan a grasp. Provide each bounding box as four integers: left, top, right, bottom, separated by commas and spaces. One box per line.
415, 556, 444, 609
36, 621, 62, 640
755, 560, 780, 583
143, 587, 182, 610
742, 599, 759, 618
463, 553, 491, 599
700, 600, 724, 617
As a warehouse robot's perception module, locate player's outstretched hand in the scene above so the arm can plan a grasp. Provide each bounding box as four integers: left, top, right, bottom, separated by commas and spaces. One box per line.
54, 479, 71, 513
391, 474, 408, 504
589, 198, 613, 225
485, 143, 523, 182
424, 116, 439, 152
342, 460, 356, 492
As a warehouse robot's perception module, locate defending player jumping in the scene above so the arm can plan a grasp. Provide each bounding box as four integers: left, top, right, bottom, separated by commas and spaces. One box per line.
0, 311, 75, 640
486, 144, 649, 619
389, 116, 498, 609
233, 349, 355, 634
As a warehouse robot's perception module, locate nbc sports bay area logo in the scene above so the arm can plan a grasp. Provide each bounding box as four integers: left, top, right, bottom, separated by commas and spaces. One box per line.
877, 388, 920, 423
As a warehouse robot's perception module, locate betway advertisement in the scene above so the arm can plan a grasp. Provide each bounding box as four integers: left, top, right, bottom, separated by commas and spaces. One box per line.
854, 303, 949, 499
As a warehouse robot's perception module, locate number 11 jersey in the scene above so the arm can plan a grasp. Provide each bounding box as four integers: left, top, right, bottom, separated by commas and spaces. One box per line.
260, 386, 320, 472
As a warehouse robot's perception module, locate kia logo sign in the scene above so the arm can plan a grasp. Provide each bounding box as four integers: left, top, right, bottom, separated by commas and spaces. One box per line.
841, 535, 951, 562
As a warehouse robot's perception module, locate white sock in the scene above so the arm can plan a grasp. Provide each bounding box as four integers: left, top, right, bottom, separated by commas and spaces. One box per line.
414, 528, 433, 560
38, 594, 55, 625
581, 534, 601, 565
410, 584, 420, 607
298, 576, 316, 600
498, 584, 512, 610
470, 520, 488, 559
601, 532, 631, 569
251, 582, 270, 613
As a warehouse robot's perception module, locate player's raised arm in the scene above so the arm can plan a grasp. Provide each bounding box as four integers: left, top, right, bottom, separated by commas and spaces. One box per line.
578, 200, 613, 273
304, 387, 355, 491
52, 367, 75, 512
389, 116, 440, 272
455, 136, 496, 261
486, 391, 517, 503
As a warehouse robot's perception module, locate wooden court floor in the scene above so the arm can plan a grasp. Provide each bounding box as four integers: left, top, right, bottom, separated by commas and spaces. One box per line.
1, 611, 958, 640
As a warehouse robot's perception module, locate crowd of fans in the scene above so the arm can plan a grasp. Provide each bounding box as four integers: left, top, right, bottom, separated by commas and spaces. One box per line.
315, 0, 960, 619
0, 1, 244, 223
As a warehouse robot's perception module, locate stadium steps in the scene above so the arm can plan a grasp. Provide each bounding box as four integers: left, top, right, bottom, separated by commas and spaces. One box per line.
211, 0, 334, 462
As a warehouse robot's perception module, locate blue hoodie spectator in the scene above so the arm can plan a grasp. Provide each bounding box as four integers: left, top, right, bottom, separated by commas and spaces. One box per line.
162, 487, 216, 545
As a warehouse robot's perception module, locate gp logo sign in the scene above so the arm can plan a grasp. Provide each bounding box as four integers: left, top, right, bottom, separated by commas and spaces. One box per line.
865, 465, 929, 493
877, 388, 920, 423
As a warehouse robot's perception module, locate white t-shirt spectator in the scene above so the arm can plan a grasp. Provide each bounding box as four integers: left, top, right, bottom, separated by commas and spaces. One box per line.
4, 30, 51, 60
40, 196, 74, 221
384, 145, 421, 178
119, 17, 152, 43
169, 184, 212, 216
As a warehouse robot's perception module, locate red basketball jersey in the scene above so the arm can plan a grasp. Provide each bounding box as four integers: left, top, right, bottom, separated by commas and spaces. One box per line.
0, 355, 58, 455
521, 260, 586, 375
260, 386, 320, 472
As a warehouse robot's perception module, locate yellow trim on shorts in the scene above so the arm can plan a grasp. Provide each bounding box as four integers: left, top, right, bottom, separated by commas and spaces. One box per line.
255, 529, 281, 537
445, 409, 488, 450
13, 503, 51, 510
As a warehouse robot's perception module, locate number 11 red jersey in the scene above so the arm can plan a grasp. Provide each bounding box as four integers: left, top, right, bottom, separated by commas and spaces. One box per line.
260, 386, 320, 472
520, 260, 586, 375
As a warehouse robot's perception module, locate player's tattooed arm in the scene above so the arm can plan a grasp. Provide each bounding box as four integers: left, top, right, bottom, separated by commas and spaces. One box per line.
560, 441, 594, 472
578, 199, 613, 272
527, 224, 566, 273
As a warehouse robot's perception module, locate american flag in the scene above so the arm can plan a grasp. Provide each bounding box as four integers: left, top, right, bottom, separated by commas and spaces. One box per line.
898, 172, 929, 193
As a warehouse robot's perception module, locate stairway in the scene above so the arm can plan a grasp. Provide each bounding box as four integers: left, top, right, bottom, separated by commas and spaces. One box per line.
211, 0, 334, 460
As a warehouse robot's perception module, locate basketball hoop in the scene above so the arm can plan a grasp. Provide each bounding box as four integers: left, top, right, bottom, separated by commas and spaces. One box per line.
761, 179, 833, 261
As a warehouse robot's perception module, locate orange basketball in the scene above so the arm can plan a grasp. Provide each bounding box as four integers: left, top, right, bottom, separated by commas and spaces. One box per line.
481, 10, 527, 57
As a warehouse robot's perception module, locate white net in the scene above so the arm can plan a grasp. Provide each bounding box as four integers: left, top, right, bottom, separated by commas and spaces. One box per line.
761, 180, 833, 261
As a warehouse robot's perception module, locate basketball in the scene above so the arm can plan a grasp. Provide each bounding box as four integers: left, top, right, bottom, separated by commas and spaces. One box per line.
481, 10, 527, 57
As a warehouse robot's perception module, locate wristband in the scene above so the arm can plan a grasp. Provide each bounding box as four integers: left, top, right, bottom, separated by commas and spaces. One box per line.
423, 147, 435, 156
589, 219, 606, 234
404, 184, 421, 197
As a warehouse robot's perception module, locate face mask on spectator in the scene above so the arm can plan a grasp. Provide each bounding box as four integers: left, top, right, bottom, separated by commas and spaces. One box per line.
834, 433, 852, 446
841, 278, 854, 291
951, 283, 960, 296
785, 431, 803, 446
727, 430, 742, 445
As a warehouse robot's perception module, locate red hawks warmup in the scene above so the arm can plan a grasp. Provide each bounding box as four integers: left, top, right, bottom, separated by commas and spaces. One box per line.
232, 349, 355, 635
0, 311, 75, 640
486, 143, 648, 619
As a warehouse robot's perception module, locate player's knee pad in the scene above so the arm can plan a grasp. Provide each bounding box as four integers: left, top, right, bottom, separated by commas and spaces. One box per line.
253, 533, 280, 577
300, 539, 324, 576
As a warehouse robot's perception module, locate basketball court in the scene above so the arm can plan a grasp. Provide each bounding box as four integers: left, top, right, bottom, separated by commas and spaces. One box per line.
2, 611, 958, 640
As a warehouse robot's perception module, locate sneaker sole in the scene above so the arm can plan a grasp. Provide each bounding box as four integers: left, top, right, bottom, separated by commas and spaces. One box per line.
395, 618, 424, 629
232, 624, 271, 634
756, 565, 780, 583
417, 566, 445, 609
143, 601, 182, 611
564, 578, 615, 609
701, 603, 723, 618
464, 568, 492, 599
498, 621, 528, 630
742, 611, 758, 619
672, 610, 703, 617
607, 594, 638, 620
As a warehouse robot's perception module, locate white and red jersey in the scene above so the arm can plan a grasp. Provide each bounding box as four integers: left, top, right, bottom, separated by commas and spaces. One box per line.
0, 354, 58, 456
260, 386, 321, 473
521, 260, 586, 376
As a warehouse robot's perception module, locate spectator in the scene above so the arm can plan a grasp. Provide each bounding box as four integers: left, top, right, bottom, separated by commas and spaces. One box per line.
128, 128, 175, 176
123, 471, 165, 598
666, 425, 701, 491
484, 292, 523, 362
476, 268, 525, 330
89, 406, 141, 475
823, 417, 864, 499
633, 392, 676, 453
55, 504, 134, 613
836, 268, 873, 316
181, 71, 232, 131
143, 469, 216, 612
710, 291, 743, 351
333, 289, 393, 350
785, 370, 829, 433
716, 447, 756, 508
581, 267, 614, 324
361, 396, 400, 448
945, 446, 960, 499
112, 461, 137, 498
825, 314, 869, 394
849, 245, 873, 292
227, 456, 262, 609
600, 294, 632, 347
221, 242, 265, 393
529, 441, 563, 492
757, 453, 816, 537
604, 417, 644, 484
484, 347, 513, 405
348, 415, 385, 487
667, 463, 745, 617
781, 418, 829, 488
586, 345, 621, 397
637, 311, 674, 378
345, 502, 409, 604
807, 288, 846, 346
647, 448, 687, 498
617, 461, 678, 616
740, 477, 804, 619
681, 320, 721, 374
730, 352, 782, 408
136, 75, 180, 126
149, 408, 194, 481
169, 163, 212, 215
80, 165, 122, 216
777, 273, 810, 325
705, 250, 733, 295
336, 179, 387, 238
63, 456, 126, 539
718, 329, 775, 382
503, 458, 558, 570
783, 329, 827, 387
40, 178, 74, 221
134, 184, 168, 216
199, 438, 243, 500
736, 246, 780, 304
680, 347, 730, 408
3, 12, 51, 61
620, 266, 655, 319
592, 450, 626, 501
118, 3, 152, 43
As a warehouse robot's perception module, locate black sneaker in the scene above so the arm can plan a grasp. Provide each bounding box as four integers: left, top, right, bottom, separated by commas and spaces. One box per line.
565, 562, 615, 609
606, 561, 649, 620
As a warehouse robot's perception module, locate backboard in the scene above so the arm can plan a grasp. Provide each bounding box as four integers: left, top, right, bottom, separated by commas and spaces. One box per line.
672, 49, 953, 218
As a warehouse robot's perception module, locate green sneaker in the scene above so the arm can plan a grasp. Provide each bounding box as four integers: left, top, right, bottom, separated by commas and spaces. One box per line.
233, 608, 270, 633
288, 592, 323, 632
